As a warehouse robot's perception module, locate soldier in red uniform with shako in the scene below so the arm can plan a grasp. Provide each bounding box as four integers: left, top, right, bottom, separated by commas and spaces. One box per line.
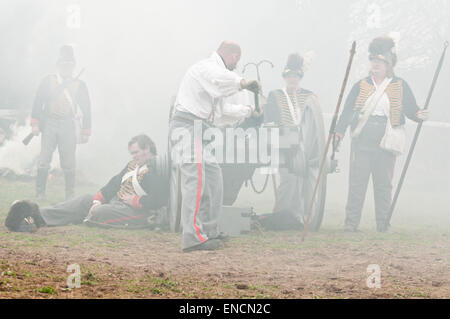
334, 36, 430, 232
31, 45, 92, 200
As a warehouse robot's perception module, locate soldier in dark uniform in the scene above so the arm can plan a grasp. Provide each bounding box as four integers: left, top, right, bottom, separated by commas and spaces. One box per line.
334, 37, 429, 232
31, 45, 92, 200
5, 135, 168, 232
262, 53, 325, 230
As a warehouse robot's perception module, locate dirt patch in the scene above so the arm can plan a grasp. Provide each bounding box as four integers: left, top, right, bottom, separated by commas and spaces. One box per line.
0, 225, 448, 299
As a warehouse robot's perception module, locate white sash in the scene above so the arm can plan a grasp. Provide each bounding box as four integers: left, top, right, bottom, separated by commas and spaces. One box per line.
121, 165, 148, 196
282, 88, 300, 125
56, 74, 84, 143
56, 74, 79, 116
351, 77, 392, 138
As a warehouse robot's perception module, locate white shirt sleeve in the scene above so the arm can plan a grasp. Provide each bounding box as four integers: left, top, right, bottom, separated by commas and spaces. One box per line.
221, 103, 252, 118
195, 62, 243, 99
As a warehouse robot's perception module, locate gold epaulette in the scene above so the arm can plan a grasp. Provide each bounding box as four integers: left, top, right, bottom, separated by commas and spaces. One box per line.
385, 80, 403, 126
355, 79, 375, 110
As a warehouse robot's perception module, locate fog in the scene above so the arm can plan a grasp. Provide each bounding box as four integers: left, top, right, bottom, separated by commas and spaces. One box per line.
0, 0, 449, 227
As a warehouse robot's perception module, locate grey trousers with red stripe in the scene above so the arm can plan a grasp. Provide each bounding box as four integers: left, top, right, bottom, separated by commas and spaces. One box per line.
40, 194, 149, 228
170, 117, 223, 250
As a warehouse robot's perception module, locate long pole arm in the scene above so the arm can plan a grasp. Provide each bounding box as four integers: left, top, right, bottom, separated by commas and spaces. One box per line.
301, 41, 357, 242
386, 41, 449, 225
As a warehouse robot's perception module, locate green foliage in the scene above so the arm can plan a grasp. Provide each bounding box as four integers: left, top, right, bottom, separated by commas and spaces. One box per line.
3, 270, 16, 277
38, 286, 57, 295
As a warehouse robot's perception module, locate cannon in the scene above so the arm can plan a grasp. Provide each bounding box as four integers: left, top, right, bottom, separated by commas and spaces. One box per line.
164, 95, 330, 234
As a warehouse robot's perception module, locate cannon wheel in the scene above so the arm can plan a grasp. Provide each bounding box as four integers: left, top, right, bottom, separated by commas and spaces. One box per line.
299, 94, 327, 231
168, 164, 182, 232
301, 162, 327, 232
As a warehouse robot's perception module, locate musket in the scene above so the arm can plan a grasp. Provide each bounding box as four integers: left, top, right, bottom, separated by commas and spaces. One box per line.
386, 41, 449, 226
301, 41, 357, 241
23, 68, 85, 146
22, 132, 34, 146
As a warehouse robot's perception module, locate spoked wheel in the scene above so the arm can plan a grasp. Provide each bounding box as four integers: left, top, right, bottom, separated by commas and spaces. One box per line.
298, 95, 327, 231
168, 163, 182, 232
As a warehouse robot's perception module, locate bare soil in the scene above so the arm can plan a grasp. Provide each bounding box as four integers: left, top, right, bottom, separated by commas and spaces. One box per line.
0, 225, 448, 299
0, 180, 448, 299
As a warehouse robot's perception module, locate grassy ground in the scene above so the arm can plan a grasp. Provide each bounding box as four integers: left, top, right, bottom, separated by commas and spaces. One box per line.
0, 178, 449, 299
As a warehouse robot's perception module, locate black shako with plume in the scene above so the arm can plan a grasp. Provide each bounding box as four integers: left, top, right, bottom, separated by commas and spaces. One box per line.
369, 36, 397, 67
57, 44, 76, 64
282, 53, 304, 78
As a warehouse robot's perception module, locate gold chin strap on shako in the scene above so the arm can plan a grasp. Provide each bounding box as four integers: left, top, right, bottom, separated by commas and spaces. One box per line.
369, 52, 393, 64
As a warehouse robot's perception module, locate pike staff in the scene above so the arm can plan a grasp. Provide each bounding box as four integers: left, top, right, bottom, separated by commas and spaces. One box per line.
301, 41, 357, 241
386, 41, 449, 226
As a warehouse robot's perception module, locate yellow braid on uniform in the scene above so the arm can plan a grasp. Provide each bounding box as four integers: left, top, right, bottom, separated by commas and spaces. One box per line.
354, 79, 404, 126
274, 89, 312, 125
385, 80, 403, 126
117, 161, 149, 201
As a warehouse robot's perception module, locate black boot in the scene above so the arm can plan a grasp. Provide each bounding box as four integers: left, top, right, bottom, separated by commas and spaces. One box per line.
64, 170, 76, 200
36, 168, 48, 200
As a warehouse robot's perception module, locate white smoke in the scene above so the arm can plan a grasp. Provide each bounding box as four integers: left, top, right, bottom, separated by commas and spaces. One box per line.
0, 122, 59, 175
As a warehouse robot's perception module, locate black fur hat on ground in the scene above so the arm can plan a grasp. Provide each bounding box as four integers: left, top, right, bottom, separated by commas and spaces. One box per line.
282, 53, 304, 78
369, 36, 397, 67
5, 200, 46, 232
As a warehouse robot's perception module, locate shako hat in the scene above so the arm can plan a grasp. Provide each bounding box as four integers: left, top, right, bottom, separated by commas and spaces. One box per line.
369, 36, 397, 67
57, 45, 76, 65
282, 53, 304, 78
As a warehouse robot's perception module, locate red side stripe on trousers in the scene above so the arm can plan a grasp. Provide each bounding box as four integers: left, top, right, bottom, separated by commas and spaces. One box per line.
102, 214, 145, 225
194, 138, 207, 243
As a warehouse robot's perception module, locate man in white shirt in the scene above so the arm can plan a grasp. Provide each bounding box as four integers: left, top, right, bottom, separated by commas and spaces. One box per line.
170, 41, 259, 252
